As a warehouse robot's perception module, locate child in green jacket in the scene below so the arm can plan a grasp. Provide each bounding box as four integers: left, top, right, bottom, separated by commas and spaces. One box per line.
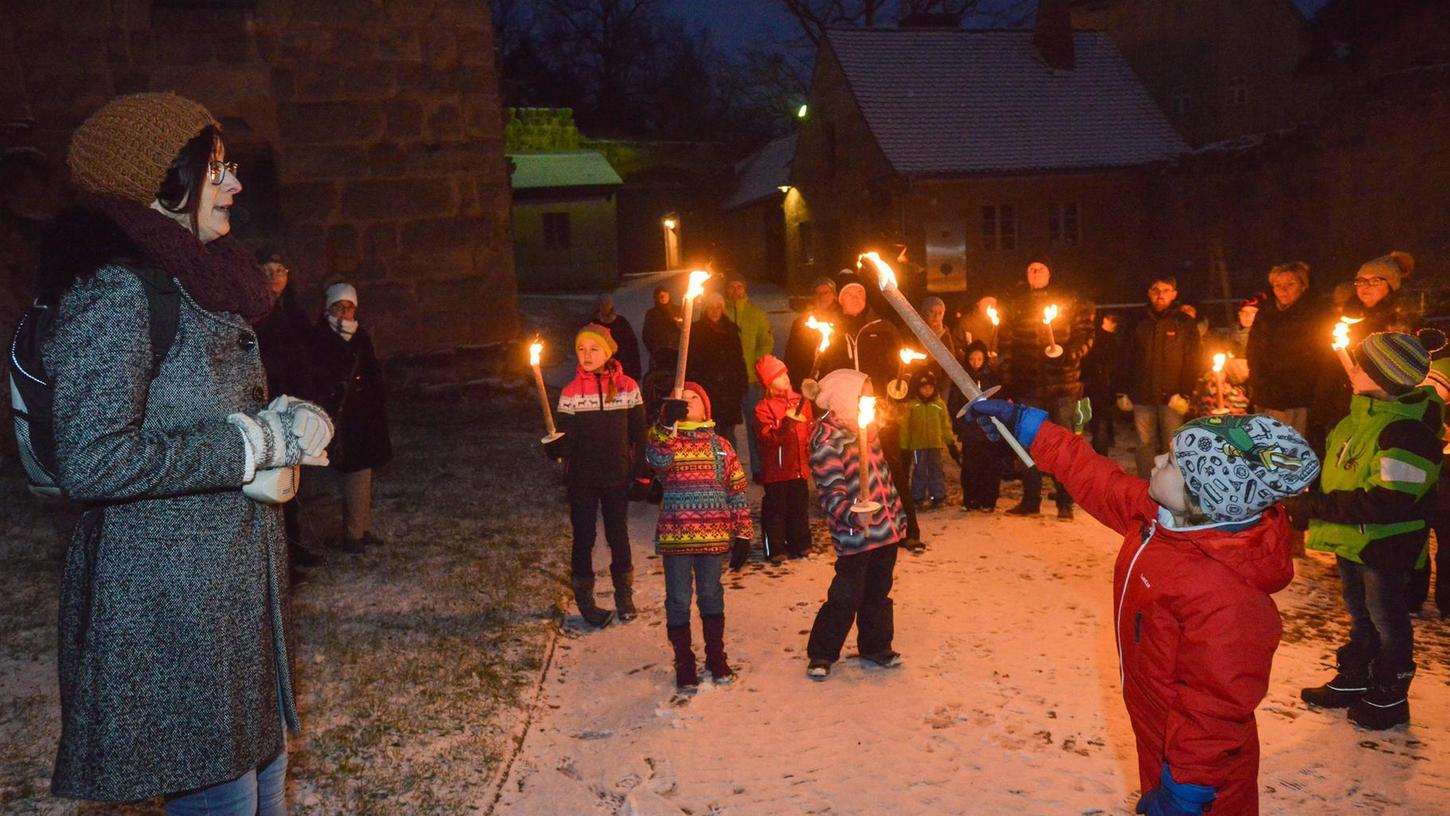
900, 371, 955, 508
1288, 332, 1443, 730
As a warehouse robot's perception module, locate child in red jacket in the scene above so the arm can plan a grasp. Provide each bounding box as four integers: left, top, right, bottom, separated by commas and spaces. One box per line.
969, 400, 1319, 816
754, 355, 814, 561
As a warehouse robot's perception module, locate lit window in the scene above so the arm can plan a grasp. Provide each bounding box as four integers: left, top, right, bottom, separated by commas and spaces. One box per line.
543, 212, 571, 249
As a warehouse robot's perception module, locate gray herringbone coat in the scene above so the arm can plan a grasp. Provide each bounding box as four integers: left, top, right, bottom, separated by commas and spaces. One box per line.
44, 265, 298, 801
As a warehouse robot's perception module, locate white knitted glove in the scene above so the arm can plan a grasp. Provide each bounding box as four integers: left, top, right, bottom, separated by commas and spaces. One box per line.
267, 395, 334, 458
230, 397, 333, 482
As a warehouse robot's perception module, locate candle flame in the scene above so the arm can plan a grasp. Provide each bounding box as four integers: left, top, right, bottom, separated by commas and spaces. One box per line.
805, 314, 834, 353
529, 341, 543, 367
858, 395, 877, 427
987, 305, 1000, 326
1212, 352, 1227, 373
899, 347, 928, 365
684, 269, 710, 301
857, 252, 897, 291
1331, 316, 1364, 351
1043, 304, 1060, 324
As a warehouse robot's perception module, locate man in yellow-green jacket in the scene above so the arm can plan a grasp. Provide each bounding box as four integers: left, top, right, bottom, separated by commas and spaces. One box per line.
1286, 332, 1442, 730
726, 276, 775, 482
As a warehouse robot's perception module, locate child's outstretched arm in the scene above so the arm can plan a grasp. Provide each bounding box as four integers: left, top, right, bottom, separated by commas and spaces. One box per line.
968, 400, 1151, 535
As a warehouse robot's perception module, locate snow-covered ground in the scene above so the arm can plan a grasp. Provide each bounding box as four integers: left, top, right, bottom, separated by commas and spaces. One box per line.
495, 274, 1450, 815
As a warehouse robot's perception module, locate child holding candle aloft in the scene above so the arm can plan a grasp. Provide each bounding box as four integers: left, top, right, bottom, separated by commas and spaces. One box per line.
805, 369, 908, 680
754, 355, 815, 561
967, 397, 1320, 816
547, 324, 646, 628
649, 383, 753, 690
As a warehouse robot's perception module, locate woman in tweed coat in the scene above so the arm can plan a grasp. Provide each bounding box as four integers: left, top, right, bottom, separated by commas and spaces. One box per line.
41, 94, 331, 812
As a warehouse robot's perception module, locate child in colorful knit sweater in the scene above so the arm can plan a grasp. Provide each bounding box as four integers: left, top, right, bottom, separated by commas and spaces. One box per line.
805, 369, 908, 680
648, 382, 753, 690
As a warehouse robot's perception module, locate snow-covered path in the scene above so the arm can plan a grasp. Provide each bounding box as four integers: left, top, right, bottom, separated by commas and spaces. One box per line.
496, 276, 1450, 815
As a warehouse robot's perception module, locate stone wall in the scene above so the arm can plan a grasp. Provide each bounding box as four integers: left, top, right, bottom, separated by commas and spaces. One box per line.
1, 0, 517, 374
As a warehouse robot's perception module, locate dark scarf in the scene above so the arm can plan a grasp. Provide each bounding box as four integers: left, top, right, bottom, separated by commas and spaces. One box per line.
41, 196, 273, 323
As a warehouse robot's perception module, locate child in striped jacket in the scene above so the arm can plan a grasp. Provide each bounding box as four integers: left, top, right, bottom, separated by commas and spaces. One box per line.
648, 382, 753, 691
805, 369, 908, 680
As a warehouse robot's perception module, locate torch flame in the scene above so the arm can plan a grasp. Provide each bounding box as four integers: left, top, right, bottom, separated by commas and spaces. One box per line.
987, 305, 1000, 326
899, 348, 928, 365
857, 251, 897, 291
1212, 352, 1227, 373
1331, 316, 1364, 351
1043, 304, 1060, 325
684, 269, 710, 301
805, 314, 834, 353
858, 395, 877, 427
529, 341, 543, 367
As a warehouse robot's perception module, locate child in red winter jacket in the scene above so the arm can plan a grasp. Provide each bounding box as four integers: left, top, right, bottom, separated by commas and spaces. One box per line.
968, 400, 1320, 816
754, 355, 814, 561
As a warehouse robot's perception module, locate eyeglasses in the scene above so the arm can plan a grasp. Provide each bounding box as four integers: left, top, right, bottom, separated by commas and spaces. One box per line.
207, 160, 239, 185
1353, 276, 1387, 288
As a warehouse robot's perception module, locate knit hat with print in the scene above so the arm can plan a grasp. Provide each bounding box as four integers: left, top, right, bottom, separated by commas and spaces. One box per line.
576, 322, 618, 356
1353, 332, 1431, 396
754, 354, 789, 388
1357, 251, 1414, 291
68, 93, 219, 205
1173, 414, 1321, 523
682, 381, 712, 420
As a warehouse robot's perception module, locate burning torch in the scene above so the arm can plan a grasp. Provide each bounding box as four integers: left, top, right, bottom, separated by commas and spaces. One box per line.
1043, 304, 1063, 359
1331, 316, 1364, 379
529, 339, 564, 444
1211, 352, 1229, 415
672, 269, 712, 398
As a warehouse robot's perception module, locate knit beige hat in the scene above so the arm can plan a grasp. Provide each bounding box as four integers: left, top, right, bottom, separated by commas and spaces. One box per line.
67, 93, 219, 205
1357, 251, 1415, 291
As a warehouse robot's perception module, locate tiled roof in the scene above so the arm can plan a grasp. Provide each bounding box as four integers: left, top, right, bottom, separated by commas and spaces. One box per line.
508, 151, 622, 190
722, 133, 796, 211
823, 28, 1189, 175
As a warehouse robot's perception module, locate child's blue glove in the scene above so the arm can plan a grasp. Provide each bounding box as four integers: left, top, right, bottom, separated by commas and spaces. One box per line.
965, 399, 1048, 449
1135, 765, 1216, 816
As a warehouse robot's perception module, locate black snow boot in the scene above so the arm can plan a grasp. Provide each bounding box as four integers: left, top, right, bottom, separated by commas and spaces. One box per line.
668, 625, 699, 690
701, 614, 735, 683
612, 570, 637, 622
1301, 645, 1370, 709
571, 575, 615, 628
1349, 661, 1415, 730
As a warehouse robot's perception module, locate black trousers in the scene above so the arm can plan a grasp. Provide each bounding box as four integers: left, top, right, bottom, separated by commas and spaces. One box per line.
960, 438, 1001, 509
762, 478, 813, 558
879, 423, 920, 540
1407, 471, 1450, 615
807, 543, 898, 662
568, 483, 632, 579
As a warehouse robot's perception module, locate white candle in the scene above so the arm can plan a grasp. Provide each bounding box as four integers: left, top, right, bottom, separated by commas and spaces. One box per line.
1331, 316, 1363, 379
530, 341, 563, 443
1043, 304, 1062, 358
673, 269, 711, 398
1212, 352, 1228, 414
852, 395, 882, 515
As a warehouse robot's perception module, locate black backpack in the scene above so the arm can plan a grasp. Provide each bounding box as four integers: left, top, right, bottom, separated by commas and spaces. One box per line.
8, 266, 179, 498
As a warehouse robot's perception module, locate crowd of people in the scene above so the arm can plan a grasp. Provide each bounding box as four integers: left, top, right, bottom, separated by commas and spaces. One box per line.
551, 253, 1446, 816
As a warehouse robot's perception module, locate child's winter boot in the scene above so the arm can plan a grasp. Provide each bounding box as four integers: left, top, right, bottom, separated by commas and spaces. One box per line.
612, 569, 637, 622
702, 614, 735, 683
1301, 645, 1370, 709
667, 625, 699, 690
1349, 661, 1415, 730
571, 575, 615, 628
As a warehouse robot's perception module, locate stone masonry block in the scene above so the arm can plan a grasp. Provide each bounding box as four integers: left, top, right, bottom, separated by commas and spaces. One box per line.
384, 98, 424, 140
278, 100, 384, 144
340, 178, 456, 220
282, 145, 369, 181
279, 181, 339, 223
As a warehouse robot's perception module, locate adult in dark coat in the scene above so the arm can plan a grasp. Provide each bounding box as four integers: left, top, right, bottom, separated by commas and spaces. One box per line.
1245, 262, 1331, 436
1116, 275, 1201, 478
254, 253, 325, 568
686, 292, 748, 440
998, 261, 1094, 518
784, 276, 843, 389
641, 284, 681, 371
42, 94, 331, 806
1080, 312, 1123, 454
588, 293, 642, 383
304, 282, 393, 553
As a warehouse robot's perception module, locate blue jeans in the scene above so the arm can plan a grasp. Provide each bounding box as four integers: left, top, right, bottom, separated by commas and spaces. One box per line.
742, 382, 764, 479
909, 449, 946, 503
1133, 403, 1187, 478
164, 749, 287, 816
1338, 557, 1414, 669
663, 553, 725, 627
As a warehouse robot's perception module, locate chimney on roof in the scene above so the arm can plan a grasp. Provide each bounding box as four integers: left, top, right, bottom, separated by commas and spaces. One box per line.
1033, 0, 1076, 70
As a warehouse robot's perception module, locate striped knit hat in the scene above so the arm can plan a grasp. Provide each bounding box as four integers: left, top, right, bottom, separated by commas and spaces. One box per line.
576, 323, 617, 356
1352, 332, 1430, 396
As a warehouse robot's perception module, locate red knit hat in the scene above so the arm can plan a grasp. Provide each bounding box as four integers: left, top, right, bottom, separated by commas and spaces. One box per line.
682, 381, 712, 419
754, 354, 789, 387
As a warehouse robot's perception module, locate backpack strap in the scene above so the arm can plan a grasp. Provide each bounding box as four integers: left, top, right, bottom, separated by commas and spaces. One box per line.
126, 266, 180, 379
